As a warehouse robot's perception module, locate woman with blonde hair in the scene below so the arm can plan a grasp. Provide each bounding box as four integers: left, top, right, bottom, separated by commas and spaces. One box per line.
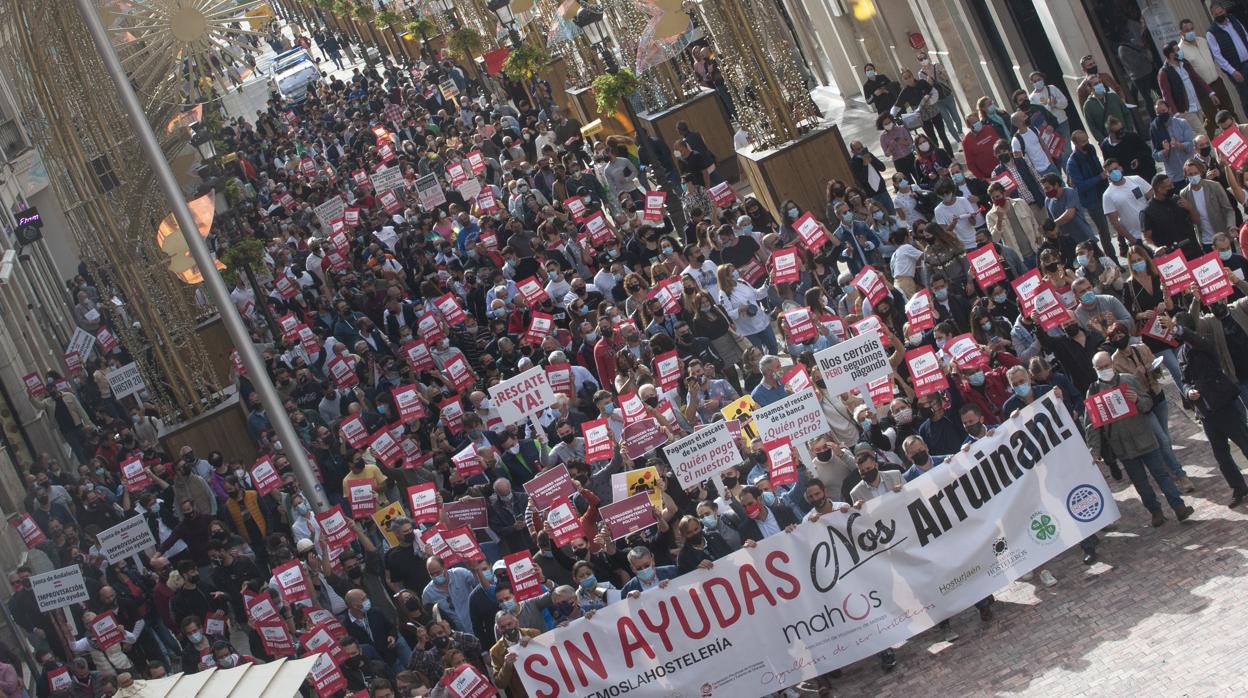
621, 271, 650, 316
716, 262, 776, 354
688, 288, 743, 368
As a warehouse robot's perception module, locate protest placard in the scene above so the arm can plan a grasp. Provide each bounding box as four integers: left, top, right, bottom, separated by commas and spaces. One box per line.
524, 465, 577, 511
444, 497, 489, 530
272, 560, 311, 604
407, 483, 440, 524
906, 345, 949, 398
1085, 384, 1138, 427
814, 333, 892, 397
31, 565, 89, 612
545, 501, 583, 546
1189, 251, 1234, 303
488, 366, 558, 426
97, 515, 156, 563
600, 492, 658, 540
664, 421, 740, 489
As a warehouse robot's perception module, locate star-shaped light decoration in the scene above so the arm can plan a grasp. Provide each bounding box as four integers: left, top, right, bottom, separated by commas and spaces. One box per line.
635, 0, 694, 73
108, 0, 266, 105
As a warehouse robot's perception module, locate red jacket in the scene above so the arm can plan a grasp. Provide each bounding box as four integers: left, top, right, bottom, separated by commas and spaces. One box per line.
593, 338, 617, 392
952, 356, 1021, 423
962, 124, 1003, 180
1157, 61, 1214, 115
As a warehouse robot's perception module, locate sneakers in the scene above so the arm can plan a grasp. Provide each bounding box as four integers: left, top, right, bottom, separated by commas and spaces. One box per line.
1175, 505, 1195, 522
879, 649, 897, 672
1082, 550, 1098, 565
978, 605, 994, 622
1177, 476, 1196, 493
1039, 569, 1058, 588
1151, 511, 1166, 527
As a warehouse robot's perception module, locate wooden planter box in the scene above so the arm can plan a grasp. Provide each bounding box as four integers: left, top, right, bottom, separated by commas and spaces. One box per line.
567, 85, 634, 139
637, 87, 737, 181
736, 124, 854, 223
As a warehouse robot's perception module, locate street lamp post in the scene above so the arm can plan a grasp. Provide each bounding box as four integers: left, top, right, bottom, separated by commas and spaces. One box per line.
74, 0, 333, 512
487, 0, 523, 48
574, 2, 680, 226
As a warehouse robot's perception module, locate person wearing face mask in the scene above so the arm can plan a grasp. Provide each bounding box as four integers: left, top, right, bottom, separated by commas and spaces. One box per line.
1085, 351, 1194, 528
990, 141, 1046, 212
1142, 173, 1204, 260
933, 179, 982, 248
848, 140, 896, 214
958, 110, 1003, 181
674, 514, 733, 573
1179, 18, 1234, 131
621, 546, 679, 596
487, 478, 536, 554
985, 181, 1042, 268
830, 200, 882, 274
1158, 40, 1219, 139
1208, 0, 1248, 112
1076, 54, 1128, 106
341, 587, 405, 673
1212, 232, 1248, 281
1071, 277, 1133, 332
1150, 99, 1196, 183
1101, 159, 1154, 247
489, 608, 542, 695
862, 62, 899, 114
1179, 158, 1233, 251
877, 111, 917, 182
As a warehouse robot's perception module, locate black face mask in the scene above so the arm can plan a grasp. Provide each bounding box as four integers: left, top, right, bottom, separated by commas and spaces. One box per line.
504, 628, 521, 642
1064, 324, 1082, 338
1085, 64, 1099, 75
997, 154, 1012, 165
1043, 262, 1059, 273
1213, 302, 1230, 318
1110, 336, 1130, 350
343, 656, 363, 671
560, 432, 576, 444
721, 477, 738, 489
432, 636, 451, 649
404, 598, 422, 612
1200, 146, 1213, 158
643, 396, 659, 408
860, 468, 879, 483
687, 532, 705, 546
814, 449, 831, 461
912, 450, 931, 466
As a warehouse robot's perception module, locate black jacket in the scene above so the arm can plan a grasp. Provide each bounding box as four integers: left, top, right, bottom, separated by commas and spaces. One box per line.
737, 505, 800, 543
1178, 329, 1242, 417
340, 608, 399, 663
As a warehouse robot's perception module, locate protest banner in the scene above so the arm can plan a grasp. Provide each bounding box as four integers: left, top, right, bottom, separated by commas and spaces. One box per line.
545, 363, 573, 396
708, 181, 736, 207
489, 366, 558, 426
523, 312, 554, 345
338, 415, 369, 450
31, 565, 89, 612
1155, 249, 1194, 294
643, 191, 666, 221
445, 660, 498, 698
445, 497, 489, 530
273, 560, 311, 604
516, 276, 549, 305
904, 288, 936, 333
309, 654, 347, 697
517, 394, 1118, 698
368, 428, 402, 467
600, 492, 658, 540
441, 525, 486, 563
256, 619, 295, 657
416, 174, 446, 209
653, 350, 682, 393
1085, 384, 1138, 427
525, 465, 577, 511
1032, 282, 1074, 332
771, 247, 800, 284
97, 515, 156, 563
444, 354, 475, 393
452, 444, 485, 479
95, 326, 118, 353
582, 418, 614, 462
544, 501, 583, 546
1189, 251, 1234, 303
12, 513, 45, 548
348, 480, 377, 518
752, 390, 832, 467
104, 362, 145, 401
250, 456, 281, 496
89, 611, 124, 650
967, 244, 1006, 289
505, 551, 545, 602
611, 466, 662, 509
814, 333, 892, 397
1141, 310, 1178, 346
407, 483, 440, 524
720, 394, 759, 442
853, 265, 888, 305
946, 334, 989, 369
1214, 124, 1248, 169
372, 502, 405, 547
22, 372, 45, 399
793, 211, 829, 251
906, 345, 949, 398
765, 437, 797, 487
622, 418, 667, 460
316, 506, 356, 550
782, 307, 818, 344
119, 457, 151, 492
783, 363, 813, 393
392, 384, 426, 423
665, 421, 740, 489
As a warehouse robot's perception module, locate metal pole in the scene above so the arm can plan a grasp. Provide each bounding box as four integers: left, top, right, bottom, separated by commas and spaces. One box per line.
74, 0, 331, 511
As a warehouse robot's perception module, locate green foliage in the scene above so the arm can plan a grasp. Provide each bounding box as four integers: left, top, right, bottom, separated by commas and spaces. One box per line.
222, 237, 267, 271
447, 27, 484, 60
353, 3, 377, 21
591, 69, 640, 116
406, 18, 437, 37
222, 178, 243, 207
502, 43, 551, 82
376, 9, 404, 29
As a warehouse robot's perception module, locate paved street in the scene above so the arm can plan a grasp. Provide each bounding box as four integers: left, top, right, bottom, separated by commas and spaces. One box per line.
828, 380, 1248, 697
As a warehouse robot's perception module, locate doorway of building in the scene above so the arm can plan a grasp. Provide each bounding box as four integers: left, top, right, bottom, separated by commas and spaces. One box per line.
997, 0, 1083, 130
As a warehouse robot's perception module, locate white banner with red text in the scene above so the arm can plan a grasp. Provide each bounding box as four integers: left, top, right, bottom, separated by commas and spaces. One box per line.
517, 393, 1118, 698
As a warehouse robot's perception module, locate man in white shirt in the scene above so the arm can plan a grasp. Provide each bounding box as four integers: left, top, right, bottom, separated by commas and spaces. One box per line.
933, 181, 981, 248
1181, 159, 1233, 247
543, 262, 571, 300
1009, 111, 1057, 176
1102, 159, 1153, 242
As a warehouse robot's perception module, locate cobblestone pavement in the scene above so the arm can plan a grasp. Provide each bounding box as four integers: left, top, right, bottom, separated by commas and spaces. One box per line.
826, 385, 1248, 697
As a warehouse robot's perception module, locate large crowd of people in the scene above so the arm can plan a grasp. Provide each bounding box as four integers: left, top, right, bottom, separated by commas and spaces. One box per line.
19, 3, 1248, 697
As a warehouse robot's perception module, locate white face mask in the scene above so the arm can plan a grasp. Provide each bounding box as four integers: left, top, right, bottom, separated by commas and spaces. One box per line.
1096, 368, 1116, 382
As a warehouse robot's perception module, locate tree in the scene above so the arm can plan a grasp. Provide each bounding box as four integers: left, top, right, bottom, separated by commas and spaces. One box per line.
222, 237, 280, 340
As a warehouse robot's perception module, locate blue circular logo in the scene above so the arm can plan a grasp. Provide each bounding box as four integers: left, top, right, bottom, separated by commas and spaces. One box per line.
1066, 484, 1104, 522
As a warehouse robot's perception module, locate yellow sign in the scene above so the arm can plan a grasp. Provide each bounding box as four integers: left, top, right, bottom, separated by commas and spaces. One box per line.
372, 501, 406, 547
246, 4, 275, 32
721, 395, 759, 443
580, 119, 604, 138
625, 466, 662, 510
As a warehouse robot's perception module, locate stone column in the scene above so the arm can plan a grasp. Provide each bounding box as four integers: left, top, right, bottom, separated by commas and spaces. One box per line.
1028, 0, 1109, 132
906, 0, 1006, 122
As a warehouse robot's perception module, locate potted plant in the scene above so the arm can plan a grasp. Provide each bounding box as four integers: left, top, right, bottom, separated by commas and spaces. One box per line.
447, 27, 484, 61
591, 69, 640, 116
222, 237, 280, 338
502, 43, 551, 82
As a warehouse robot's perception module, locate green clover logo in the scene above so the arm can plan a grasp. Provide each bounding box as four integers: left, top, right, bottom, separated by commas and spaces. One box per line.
1030, 513, 1056, 541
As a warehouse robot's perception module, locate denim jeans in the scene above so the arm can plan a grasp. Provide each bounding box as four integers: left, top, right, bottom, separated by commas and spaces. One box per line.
1149, 402, 1185, 478
1156, 348, 1183, 387
747, 324, 779, 355
1200, 399, 1248, 496
1121, 447, 1186, 513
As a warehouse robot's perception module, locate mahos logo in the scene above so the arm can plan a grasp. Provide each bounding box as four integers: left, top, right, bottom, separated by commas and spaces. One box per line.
1066, 484, 1105, 522
781, 590, 884, 643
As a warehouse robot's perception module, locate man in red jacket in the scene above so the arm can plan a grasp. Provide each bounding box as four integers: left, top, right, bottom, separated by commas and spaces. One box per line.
961, 112, 1004, 180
